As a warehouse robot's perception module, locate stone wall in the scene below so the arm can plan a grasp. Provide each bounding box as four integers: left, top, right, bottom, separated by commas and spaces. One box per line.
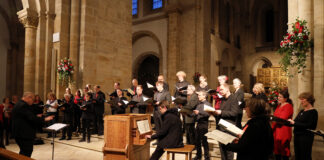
79, 0, 132, 93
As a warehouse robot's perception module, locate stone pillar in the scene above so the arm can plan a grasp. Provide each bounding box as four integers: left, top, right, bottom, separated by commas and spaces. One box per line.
69, 0, 81, 92
297, 0, 313, 95
17, 9, 39, 93
35, 11, 47, 96
166, 8, 181, 94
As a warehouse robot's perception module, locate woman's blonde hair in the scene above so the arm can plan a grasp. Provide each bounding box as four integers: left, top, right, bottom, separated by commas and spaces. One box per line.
176, 71, 186, 78
47, 92, 56, 100
253, 83, 265, 94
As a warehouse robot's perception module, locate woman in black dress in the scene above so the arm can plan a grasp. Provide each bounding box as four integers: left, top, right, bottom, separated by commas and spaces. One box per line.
226, 97, 274, 160
288, 92, 318, 160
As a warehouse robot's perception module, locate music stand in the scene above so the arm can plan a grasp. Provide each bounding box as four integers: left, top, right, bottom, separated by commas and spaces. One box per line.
44, 123, 69, 160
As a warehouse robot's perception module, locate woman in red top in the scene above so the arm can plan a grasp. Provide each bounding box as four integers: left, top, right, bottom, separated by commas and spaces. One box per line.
272, 90, 293, 160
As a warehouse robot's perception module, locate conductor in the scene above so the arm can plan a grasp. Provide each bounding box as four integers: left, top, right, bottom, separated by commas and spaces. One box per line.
12, 92, 54, 157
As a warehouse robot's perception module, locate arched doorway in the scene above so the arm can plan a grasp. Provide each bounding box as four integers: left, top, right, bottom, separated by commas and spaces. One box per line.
137, 54, 159, 97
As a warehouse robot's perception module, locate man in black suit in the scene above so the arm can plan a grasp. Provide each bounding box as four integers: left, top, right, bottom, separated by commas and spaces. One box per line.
12, 92, 54, 157
213, 84, 240, 160
153, 81, 171, 132
80, 92, 95, 143
157, 75, 169, 91
233, 78, 245, 129
182, 85, 199, 145
111, 89, 127, 114
59, 94, 74, 140
146, 101, 184, 160
93, 85, 105, 135
192, 91, 211, 160
131, 85, 148, 114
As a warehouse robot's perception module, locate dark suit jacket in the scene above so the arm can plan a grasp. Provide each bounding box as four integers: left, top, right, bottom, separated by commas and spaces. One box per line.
151, 108, 184, 149
81, 100, 95, 120
12, 100, 45, 140
234, 88, 245, 109
131, 94, 148, 114
163, 82, 169, 91
154, 90, 171, 103
192, 101, 211, 129
111, 96, 127, 114
183, 93, 199, 124
217, 94, 240, 130
93, 91, 106, 114
61, 100, 74, 121
226, 116, 274, 160
174, 81, 189, 98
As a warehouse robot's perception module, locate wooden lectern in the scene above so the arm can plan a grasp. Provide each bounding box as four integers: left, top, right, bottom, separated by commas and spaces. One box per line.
103, 114, 152, 160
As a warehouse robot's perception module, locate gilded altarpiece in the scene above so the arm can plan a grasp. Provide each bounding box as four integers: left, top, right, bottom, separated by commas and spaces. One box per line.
257, 67, 288, 88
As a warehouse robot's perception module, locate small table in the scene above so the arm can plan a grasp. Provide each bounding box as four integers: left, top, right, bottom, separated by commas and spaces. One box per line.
164, 145, 195, 160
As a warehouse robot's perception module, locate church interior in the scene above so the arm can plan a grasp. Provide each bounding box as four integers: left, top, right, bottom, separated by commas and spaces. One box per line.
0, 0, 323, 159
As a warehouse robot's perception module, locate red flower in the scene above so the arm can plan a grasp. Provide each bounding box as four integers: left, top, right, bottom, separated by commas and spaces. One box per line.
69, 64, 73, 66
294, 40, 298, 44
287, 34, 292, 40
64, 60, 67, 63
303, 35, 308, 40
295, 21, 300, 29
298, 26, 303, 33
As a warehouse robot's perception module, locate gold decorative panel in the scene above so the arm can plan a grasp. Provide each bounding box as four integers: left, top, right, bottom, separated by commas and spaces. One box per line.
256, 67, 288, 88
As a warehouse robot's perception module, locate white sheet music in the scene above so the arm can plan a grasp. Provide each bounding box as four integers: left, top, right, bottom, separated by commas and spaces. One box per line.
219, 119, 243, 135
206, 129, 236, 145
217, 93, 223, 98
47, 123, 68, 131
122, 100, 129, 105
171, 96, 176, 101
203, 104, 216, 112
143, 96, 149, 101
137, 120, 151, 134
238, 101, 242, 105
147, 83, 154, 88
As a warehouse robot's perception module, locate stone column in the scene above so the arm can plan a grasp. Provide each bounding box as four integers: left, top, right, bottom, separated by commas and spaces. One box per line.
17, 9, 39, 93
166, 7, 181, 94
69, 0, 81, 92
297, 0, 313, 94
44, 10, 56, 99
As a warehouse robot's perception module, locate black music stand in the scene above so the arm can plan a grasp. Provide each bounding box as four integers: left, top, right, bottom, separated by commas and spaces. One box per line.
44, 123, 69, 160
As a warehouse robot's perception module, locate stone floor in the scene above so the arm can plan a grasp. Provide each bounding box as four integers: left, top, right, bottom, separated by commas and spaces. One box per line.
5, 111, 324, 160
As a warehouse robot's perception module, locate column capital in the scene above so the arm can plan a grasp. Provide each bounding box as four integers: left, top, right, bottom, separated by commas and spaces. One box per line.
17, 8, 39, 28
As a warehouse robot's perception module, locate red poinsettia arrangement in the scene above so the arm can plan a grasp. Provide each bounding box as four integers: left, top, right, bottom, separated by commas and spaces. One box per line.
193, 72, 201, 84
57, 57, 74, 85
278, 18, 312, 75
268, 86, 282, 108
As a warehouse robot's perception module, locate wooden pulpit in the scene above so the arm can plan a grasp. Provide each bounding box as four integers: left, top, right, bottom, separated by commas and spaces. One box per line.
103, 114, 152, 160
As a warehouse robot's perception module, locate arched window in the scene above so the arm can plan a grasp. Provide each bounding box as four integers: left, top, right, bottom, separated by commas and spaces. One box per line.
152, 0, 163, 10
132, 0, 138, 15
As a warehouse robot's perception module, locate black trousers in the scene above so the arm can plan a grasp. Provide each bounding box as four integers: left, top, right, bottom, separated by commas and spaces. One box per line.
195, 124, 209, 158
0, 123, 5, 148
153, 109, 162, 131
150, 146, 165, 160
219, 142, 234, 160
74, 109, 82, 133
82, 119, 92, 140
94, 113, 103, 135
294, 134, 314, 160
236, 113, 243, 129
62, 119, 73, 138
15, 138, 34, 157
4, 117, 12, 144
185, 123, 195, 145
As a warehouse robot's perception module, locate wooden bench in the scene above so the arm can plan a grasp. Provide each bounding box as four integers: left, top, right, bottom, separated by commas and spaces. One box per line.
164, 145, 195, 160
0, 148, 34, 160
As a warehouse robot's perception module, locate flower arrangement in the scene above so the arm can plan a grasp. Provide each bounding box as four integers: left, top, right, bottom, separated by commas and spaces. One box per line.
278, 18, 312, 76
193, 72, 201, 84
267, 86, 282, 109
57, 57, 74, 85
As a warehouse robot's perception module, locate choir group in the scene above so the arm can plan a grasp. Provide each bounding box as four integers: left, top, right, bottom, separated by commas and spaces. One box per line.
3, 71, 319, 160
